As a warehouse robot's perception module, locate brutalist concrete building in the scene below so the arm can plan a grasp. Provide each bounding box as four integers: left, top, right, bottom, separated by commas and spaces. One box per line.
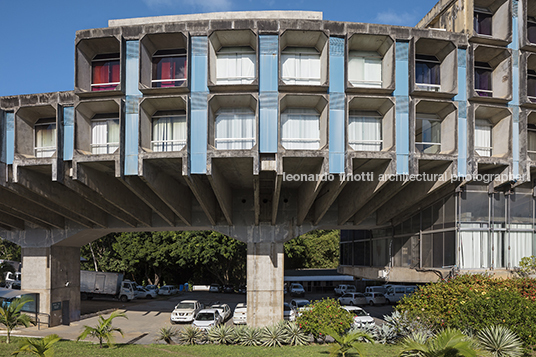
0, 2, 533, 327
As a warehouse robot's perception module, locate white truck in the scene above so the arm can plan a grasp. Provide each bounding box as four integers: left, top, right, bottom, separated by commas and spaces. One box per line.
80, 270, 135, 302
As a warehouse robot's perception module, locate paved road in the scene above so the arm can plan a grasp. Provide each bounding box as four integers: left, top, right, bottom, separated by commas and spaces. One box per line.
6, 291, 393, 344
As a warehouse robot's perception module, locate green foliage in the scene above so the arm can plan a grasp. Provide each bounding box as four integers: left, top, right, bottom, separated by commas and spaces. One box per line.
283, 321, 309, 346
0, 297, 34, 344
476, 325, 523, 357
397, 274, 536, 346
323, 327, 373, 357
178, 326, 206, 345
296, 298, 354, 341
284, 230, 339, 270
12, 334, 60, 356
399, 328, 479, 357
260, 322, 287, 347
76, 311, 127, 348
518, 255, 536, 277
155, 326, 178, 345
207, 324, 235, 345
234, 326, 262, 346
0, 239, 21, 261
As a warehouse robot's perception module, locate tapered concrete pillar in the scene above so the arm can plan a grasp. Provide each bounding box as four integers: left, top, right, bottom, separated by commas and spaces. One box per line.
22, 246, 81, 327
247, 242, 284, 327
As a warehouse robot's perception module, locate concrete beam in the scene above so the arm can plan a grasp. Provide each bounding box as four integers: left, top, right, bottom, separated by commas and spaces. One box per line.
254, 176, 260, 225
74, 165, 152, 227
208, 164, 233, 226
297, 166, 326, 226
0, 211, 25, 230
271, 175, 282, 225
313, 177, 347, 225
184, 175, 217, 226
353, 179, 409, 226
121, 176, 176, 226
141, 162, 192, 226
15, 167, 108, 228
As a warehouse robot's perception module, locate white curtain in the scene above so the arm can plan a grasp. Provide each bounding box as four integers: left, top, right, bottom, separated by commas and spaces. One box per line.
216, 47, 255, 85
475, 119, 492, 157
281, 47, 321, 85
348, 113, 382, 151
348, 51, 382, 87
152, 115, 187, 152
509, 225, 533, 268
92, 119, 119, 154
528, 130, 536, 160
460, 229, 489, 269
281, 108, 320, 150
215, 108, 255, 150
35, 123, 56, 157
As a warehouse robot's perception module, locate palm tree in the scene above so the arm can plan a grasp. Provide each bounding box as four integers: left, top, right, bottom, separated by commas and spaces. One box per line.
12, 334, 61, 356
0, 297, 34, 344
77, 310, 127, 348
323, 327, 374, 357
399, 328, 480, 357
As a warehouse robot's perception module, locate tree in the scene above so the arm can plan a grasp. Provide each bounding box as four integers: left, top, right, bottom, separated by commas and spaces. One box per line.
323, 327, 373, 357
285, 230, 339, 270
0, 297, 34, 344
12, 334, 61, 356
77, 311, 127, 348
0, 239, 21, 261
399, 328, 479, 357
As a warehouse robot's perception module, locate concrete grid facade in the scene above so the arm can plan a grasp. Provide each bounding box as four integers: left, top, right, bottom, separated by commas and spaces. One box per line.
0, 1, 534, 326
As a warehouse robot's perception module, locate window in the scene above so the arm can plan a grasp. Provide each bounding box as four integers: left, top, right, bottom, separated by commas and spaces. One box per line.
215, 108, 255, 150
91, 114, 119, 154
529, 17, 536, 44
281, 108, 320, 150
528, 70, 536, 102
216, 47, 255, 85
415, 54, 440, 91
152, 49, 187, 88
475, 119, 492, 157
528, 124, 536, 160
475, 61, 493, 97
348, 51, 382, 88
152, 111, 187, 152
91, 53, 120, 91
474, 8, 492, 36
281, 47, 321, 85
34, 118, 56, 158
416, 114, 441, 154
348, 111, 382, 151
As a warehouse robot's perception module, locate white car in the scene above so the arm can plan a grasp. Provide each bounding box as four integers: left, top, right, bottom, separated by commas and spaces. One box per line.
334, 284, 357, 296
289, 283, 305, 297
170, 300, 203, 324
158, 285, 178, 295
338, 292, 367, 306
209, 284, 221, 293
145, 285, 159, 294
134, 286, 157, 299
232, 303, 247, 325
210, 303, 231, 321
284, 302, 297, 321
193, 309, 223, 330
342, 306, 375, 328
290, 298, 311, 316
364, 292, 386, 306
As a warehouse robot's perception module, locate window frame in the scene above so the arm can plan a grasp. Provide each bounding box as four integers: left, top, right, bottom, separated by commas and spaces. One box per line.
474, 61, 493, 97
215, 46, 256, 85
415, 54, 441, 91
280, 107, 321, 150
214, 107, 256, 150
474, 7, 493, 36
348, 51, 383, 88
281, 47, 322, 85
475, 118, 493, 157
348, 110, 383, 151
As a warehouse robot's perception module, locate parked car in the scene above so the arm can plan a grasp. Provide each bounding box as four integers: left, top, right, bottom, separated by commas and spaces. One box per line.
210, 303, 231, 321
170, 300, 203, 324
145, 285, 159, 294
365, 286, 386, 294
193, 308, 223, 330
338, 292, 367, 306
341, 306, 375, 328
289, 283, 305, 297
135, 286, 157, 299
283, 302, 297, 321
158, 285, 178, 296
232, 302, 247, 325
209, 284, 221, 293
290, 298, 311, 316
223, 285, 235, 293
364, 292, 386, 306
334, 284, 357, 296
384, 285, 418, 304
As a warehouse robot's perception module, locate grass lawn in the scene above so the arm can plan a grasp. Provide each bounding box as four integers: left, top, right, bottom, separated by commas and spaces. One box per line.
0, 338, 403, 356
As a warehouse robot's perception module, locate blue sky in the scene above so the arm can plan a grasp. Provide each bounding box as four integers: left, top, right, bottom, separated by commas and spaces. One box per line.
0, 0, 436, 97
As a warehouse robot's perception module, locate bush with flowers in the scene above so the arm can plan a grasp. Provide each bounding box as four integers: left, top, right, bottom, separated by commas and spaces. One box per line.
296, 297, 354, 342
396, 274, 536, 346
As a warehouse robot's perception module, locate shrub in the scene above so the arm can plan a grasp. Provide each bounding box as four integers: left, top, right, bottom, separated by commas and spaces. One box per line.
284, 321, 309, 346
260, 322, 287, 347
399, 328, 479, 357
235, 326, 262, 346
296, 298, 354, 341
155, 326, 178, 345
208, 324, 235, 345
476, 325, 523, 357
322, 327, 373, 357
178, 326, 205, 345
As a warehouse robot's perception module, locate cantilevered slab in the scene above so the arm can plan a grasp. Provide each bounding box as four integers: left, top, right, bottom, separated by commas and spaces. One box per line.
313, 177, 347, 225
208, 163, 233, 226
184, 175, 217, 226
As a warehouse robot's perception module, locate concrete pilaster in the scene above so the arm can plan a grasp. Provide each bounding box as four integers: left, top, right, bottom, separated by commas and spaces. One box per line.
22, 246, 81, 327
246, 242, 284, 327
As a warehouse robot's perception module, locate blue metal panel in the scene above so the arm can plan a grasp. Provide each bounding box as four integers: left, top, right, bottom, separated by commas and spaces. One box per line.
63, 106, 74, 161
329, 38, 345, 93
455, 48, 467, 177
395, 41, 409, 175
4, 112, 14, 165
259, 35, 278, 92
329, 37, 346, 174
509, 6, 520, 177
190, 36, 209, 174
124, 40, 142, 175
259, 35, 279, 153
259, 92, 278, 153
511, 105, 520, 177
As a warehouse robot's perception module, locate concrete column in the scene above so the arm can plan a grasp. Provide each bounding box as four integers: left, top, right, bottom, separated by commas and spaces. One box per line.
247, 242, 284, 327
22, 246, 80, 327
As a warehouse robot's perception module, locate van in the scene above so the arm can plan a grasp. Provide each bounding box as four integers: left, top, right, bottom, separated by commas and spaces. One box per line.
384, 285, 417, 304
334, 284, 357, 296
364, 286, 386, 294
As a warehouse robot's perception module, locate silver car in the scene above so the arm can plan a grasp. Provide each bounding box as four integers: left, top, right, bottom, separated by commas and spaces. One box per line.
170, 300, 203, 323
338, 292, 367, 306
193, 309, 223, 330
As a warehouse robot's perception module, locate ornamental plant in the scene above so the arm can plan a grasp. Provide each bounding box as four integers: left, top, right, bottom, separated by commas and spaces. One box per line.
296, 298, 354, 342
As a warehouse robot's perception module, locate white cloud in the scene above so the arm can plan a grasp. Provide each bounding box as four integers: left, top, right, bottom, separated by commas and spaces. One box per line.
143, 0, 233, 12
374, 10, 419, 27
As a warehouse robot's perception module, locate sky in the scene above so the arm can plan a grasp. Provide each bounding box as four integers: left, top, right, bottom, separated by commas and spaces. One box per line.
0, 0, 437, 97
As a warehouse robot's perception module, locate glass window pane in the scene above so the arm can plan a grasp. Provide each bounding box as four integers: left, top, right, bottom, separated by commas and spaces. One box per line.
372, 239, 388, 266
460, 191, 489, 222
444, 231, 456, 266
444, 194, 456, 228
422, 234, 432, 267
215, 108, 255, 150
281, 108, 320, 150
492, 193, 506, 223
348, 114, 382, 151
510, 191, 533, 224
433, 233, 443, 267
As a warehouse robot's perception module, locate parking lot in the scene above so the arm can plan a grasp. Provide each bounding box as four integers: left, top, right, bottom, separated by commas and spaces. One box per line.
14, 290, 393, 344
